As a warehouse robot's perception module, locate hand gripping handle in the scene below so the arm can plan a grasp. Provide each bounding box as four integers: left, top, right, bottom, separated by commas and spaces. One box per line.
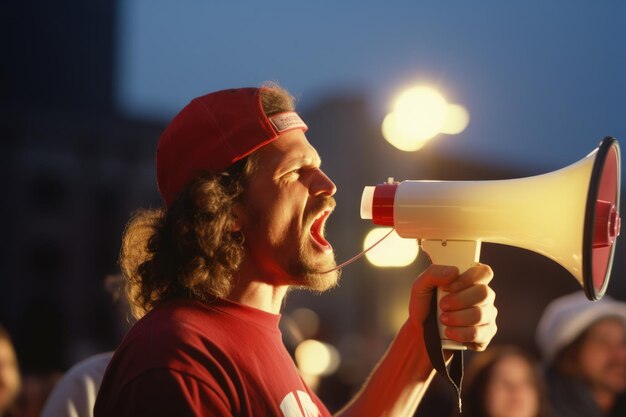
420, 240, 482, 350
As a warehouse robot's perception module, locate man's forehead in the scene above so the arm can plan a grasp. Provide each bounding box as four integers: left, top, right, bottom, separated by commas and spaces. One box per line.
256, 130, 322, 166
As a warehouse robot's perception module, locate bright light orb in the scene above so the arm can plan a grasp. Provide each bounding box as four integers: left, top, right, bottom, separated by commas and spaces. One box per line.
441, 103, 470, 135
394, 86, 448, 138
383, 86, 450, 151
295, 339, 341, 376
382, 113, 428, 152
364, 227, 419, 267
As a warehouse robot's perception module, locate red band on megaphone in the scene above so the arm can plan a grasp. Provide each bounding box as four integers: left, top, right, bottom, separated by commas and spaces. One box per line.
372, 183, 398, 226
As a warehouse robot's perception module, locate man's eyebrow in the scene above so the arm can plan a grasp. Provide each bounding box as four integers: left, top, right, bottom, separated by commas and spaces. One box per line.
282, 154, 322, 168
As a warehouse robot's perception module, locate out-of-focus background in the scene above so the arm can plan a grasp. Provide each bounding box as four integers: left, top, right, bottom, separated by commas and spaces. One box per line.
3, 0, 625, 415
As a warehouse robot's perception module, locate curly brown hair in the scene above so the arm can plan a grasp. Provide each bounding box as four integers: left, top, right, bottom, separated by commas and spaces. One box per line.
121, 84, 295, 318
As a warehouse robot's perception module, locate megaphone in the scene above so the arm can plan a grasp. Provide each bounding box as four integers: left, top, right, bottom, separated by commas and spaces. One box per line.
360, 137, 621, 350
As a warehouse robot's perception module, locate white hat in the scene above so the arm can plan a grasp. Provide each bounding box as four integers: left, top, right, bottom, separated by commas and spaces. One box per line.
536, 291, 626, 363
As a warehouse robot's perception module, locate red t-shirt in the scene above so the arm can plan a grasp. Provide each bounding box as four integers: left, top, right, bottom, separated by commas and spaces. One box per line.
94, 298, 332, 417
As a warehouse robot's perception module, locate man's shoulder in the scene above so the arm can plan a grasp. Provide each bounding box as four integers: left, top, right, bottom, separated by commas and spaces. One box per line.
106, 297, 283, 388
105, 299, 240, 387
123, 298, 234, 353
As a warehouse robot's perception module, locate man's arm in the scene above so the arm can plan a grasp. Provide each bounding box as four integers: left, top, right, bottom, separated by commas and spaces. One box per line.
335, 264, 497, 417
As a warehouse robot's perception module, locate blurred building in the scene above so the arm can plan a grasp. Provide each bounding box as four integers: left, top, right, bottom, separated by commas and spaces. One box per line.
3, 1, 161, 372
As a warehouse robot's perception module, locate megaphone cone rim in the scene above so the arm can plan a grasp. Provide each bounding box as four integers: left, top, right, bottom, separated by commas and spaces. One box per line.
583, 136, 621, 301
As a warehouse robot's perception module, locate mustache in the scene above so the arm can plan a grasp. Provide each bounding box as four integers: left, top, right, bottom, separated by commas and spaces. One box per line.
306, 196, 336, 221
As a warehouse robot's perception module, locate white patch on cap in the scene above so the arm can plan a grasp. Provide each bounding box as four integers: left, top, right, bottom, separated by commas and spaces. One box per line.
269, 112, 307, 133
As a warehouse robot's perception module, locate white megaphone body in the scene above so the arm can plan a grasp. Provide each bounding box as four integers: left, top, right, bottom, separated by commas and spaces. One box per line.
360, 137, 621, 350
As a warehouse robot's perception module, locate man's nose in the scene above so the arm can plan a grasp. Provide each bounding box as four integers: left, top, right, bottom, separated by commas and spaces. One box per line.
310, 169, 337, 197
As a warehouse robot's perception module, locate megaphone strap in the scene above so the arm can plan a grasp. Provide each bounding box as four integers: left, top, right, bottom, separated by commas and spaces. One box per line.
423, 290, 464, 412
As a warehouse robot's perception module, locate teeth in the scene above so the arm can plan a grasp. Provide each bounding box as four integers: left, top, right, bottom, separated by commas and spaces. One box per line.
310, 210, 332, 250
312, 210, 327, 224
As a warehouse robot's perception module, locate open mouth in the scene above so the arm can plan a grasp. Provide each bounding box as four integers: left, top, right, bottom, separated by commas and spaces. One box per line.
309, 210, 333, 252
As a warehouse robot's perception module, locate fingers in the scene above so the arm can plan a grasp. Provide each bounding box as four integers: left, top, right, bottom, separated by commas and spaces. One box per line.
439, 304, 498, 350
444, 323, 498, 351
440, 304, 497, 327
441, 263, 494, 293
408, 262, 498, 352
411, 265, 459, 296
440, 291, 498, 351
440, 282, 496, 312
408, 265, 459, 325
436, 263, 497, 351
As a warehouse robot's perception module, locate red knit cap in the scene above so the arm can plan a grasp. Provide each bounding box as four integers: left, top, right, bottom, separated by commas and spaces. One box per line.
156, 87, 307, 207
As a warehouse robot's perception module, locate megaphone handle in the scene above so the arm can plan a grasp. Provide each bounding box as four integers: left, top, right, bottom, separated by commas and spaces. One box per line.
420, 239, 482, 351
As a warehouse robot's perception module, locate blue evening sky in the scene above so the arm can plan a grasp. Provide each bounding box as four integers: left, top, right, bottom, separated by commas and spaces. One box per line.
115, 0, 626, 170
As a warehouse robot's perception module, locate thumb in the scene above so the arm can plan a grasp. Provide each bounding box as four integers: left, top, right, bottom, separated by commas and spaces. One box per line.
412, 265, 459, 296
409, 265, 459, 325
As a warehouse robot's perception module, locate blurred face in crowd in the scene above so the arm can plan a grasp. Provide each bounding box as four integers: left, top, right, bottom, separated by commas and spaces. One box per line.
0, 337, 21, 414
237, 130, 339, 290
485, 354, 540, 417
578, 318, 626, 395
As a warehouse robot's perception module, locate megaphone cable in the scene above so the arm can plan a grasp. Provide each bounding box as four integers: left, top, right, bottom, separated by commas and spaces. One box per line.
320, 228, 395, 274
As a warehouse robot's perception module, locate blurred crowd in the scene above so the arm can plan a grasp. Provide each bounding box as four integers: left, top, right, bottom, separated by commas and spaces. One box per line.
1, 290, 625, 417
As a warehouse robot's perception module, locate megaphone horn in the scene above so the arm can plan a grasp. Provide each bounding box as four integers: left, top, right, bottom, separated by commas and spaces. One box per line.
361, 137, 621, 349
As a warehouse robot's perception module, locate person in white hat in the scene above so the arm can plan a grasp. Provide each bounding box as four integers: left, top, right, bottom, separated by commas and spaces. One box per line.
536, 291, 626, 417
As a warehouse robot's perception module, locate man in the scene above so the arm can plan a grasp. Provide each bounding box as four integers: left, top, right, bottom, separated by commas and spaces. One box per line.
94, 84, 498, 416
536, 291, 626, 417
0, 324, 21, 417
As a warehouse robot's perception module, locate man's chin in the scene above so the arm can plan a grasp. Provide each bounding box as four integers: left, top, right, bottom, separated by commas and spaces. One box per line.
290, 261, 341, 292
303, 268, 341, 292
289, 245, 340, 291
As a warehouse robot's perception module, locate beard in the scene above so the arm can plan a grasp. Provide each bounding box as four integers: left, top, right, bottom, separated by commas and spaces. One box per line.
289, 196, 341, 291
288, 240, 342, 292
289, 207, 341, 292
240, 194, 341, 290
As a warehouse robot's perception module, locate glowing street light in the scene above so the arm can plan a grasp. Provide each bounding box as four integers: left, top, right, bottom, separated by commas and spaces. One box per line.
440, 103, 470, 135
382, 85, 470, 152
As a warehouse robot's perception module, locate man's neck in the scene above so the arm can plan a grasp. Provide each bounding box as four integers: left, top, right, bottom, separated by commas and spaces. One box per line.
227, 278, 289, 314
